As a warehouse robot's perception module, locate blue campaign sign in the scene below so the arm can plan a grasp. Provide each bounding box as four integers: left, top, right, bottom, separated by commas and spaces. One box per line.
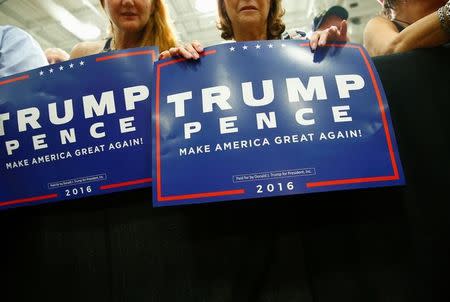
0, 47, 157, 210
152, 40, 405, 207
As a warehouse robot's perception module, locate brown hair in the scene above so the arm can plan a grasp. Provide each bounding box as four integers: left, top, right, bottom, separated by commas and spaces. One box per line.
100, 0, 177, 51
217, 0, 286, 40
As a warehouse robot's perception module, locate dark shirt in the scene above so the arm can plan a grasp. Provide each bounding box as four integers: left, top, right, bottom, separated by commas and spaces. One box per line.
103, 37, 113, 52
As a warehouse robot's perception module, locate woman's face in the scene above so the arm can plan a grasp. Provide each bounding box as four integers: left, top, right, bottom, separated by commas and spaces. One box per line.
103, 0, 152, 32
393, 0, 447, 16
223, 0, 270, 32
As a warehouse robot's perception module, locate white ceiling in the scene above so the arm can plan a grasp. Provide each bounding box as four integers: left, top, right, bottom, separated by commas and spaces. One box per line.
0, 0, 380, 53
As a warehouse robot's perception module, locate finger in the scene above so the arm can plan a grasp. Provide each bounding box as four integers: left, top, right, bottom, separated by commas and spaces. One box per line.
159, 50, 170, 60
178, 47, 194, 59
318, 31, 329, 47
325, 26, 340, 43
339, 20, 348, 41
192, 40, 204, 53
310, 32, 320, 50
168, 47, 179, 56
169, 47, 191, 59
185, 43, 199, 59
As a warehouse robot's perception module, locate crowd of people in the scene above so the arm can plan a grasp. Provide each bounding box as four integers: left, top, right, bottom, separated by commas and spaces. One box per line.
1, 0, 449, 77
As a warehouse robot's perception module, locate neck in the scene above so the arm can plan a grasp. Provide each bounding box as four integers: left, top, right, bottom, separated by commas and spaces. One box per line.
113, 29, 144, 49
396, 0, 444, 24
233, 25, 267, 42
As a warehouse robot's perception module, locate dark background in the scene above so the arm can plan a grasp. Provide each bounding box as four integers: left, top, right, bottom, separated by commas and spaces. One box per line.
1, 47, 449, 302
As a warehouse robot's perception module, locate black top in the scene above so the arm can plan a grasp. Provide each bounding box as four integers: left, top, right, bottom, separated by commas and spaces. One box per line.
392, 19, 407, 32
103, 37, 113, 52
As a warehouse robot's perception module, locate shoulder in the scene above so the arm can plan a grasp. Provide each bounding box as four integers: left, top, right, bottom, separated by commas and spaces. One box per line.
364, 16, 401, 56
70, 40, 105, 59
0, 25, 46, 59
1, 25, 26, 37
364, 16, 398, 36
1, 25, 35, 46
0, 26, 48, 77
364, 16, 399, 44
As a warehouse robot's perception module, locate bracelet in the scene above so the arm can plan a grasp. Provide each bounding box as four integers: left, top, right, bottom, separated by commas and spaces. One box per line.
438, 1, 450, 34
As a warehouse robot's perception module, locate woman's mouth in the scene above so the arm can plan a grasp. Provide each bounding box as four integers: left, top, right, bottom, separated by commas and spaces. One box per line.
240, 5, 258, 12
121, 12, 138, 17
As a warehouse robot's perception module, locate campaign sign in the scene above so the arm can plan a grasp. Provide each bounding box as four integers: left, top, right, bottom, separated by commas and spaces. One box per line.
152, 40, 404, 207
0, 47, 157, 210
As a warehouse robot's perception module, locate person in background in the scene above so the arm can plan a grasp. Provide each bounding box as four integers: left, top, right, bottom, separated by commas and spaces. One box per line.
45, 48, 70, 64
70, 0, 177, 58
312, 5, 349, 33
161, 0, 347, 60
0, 25, 48, 78
364, 0, 450, 56
309, 5, 349, 51
216, 0, 285, 42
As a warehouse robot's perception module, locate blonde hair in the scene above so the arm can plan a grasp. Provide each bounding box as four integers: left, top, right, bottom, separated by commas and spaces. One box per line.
217, 0, 286, 40
100, 0, 177, 51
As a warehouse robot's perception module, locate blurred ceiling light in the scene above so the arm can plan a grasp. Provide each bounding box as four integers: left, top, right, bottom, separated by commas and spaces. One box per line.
82, 0, 105, 19
37, 0, 101, 41
195, 0, 216, 13
61, 19, 101, 40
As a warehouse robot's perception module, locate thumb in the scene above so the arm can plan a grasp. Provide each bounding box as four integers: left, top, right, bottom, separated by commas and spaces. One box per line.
340, 20, 348, 41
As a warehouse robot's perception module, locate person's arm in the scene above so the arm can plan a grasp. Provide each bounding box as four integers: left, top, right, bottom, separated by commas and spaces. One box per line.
0, 26, 48, 77
70, 41, 103, 59
364, 12, 450, 56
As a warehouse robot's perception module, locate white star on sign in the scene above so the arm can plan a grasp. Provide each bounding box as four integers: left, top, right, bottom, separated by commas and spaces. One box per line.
59, 66, 64, 71
268, 44, 274, 48
69, 63, 74, 68
39, 71, 44, 76
49, 68, 54, 73
80, 61, 85, 66
243, 45, 248, 50
255, 44, 261, 49
229, 47, 235, 52
281, 44, 286, 48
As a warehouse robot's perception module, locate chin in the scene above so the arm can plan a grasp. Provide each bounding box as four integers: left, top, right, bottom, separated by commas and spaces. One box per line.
238, 19, 262, 30
238, 14, 262, 24
119, 23, 145, 33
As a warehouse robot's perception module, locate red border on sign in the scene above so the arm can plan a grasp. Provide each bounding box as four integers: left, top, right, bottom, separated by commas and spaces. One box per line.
155, 43, 401, 203
100, 178, 153, 190
1, 50, 156, 208
0, 194, 58, 208
155, 50, 246, 202
299, 43, 400, 188
95, 50, 156, 190
96, 50, 156, 62
0, 74, 30, 86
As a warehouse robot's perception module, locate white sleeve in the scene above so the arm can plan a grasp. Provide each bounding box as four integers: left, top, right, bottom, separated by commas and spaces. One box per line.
0, 25, 48, 77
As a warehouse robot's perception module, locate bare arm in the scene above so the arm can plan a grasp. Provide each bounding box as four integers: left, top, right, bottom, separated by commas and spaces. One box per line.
70, 41, 104, 59
364, 12, 450, 56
